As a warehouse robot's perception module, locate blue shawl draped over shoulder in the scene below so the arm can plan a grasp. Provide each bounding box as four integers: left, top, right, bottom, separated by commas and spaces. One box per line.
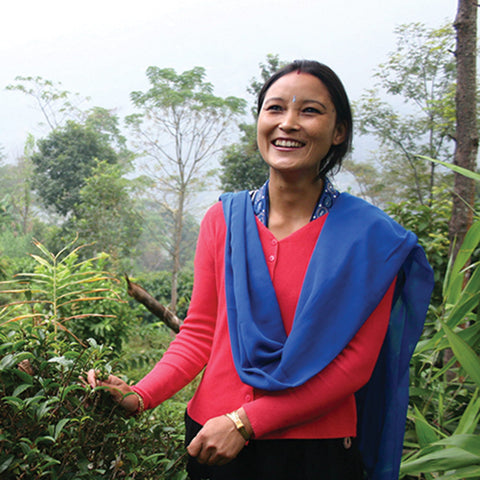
220, 190, 434, 480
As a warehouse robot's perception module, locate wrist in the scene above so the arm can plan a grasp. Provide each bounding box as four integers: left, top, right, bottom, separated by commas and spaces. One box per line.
237, 408, 254, 438
225, 409, 252, 441
124, 391, 144, 416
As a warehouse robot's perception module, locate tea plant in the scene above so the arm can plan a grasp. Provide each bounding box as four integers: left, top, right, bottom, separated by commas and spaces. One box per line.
0, 240, 188, 479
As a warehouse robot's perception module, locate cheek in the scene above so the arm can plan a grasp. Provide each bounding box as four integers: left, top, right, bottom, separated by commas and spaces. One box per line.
256, 121, 269, 149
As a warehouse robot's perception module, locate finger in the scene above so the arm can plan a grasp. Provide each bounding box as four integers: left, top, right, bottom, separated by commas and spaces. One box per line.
186, 435, 202, 458
199, 448, 215, 465
86, 369, 98, 388
78, 376, 89, 388
206, 452, 221, 466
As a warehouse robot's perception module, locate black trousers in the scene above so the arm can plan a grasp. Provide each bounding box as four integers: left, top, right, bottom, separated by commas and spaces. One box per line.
185, 413, 366, 480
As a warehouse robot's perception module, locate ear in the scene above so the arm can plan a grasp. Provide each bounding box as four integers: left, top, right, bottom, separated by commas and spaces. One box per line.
332, 123, 347, 146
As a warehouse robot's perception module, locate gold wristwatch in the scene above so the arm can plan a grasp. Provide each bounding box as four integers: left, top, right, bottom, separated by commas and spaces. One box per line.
225, 410, 250, 441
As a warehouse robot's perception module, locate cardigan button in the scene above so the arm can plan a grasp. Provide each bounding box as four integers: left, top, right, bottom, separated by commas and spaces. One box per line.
268, 255, 275, 262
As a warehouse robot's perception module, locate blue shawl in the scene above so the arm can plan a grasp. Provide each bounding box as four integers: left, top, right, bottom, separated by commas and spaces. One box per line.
221, 190, 434, 480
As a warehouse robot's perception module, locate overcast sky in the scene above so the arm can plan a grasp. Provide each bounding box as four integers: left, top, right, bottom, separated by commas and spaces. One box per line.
1, 0, 457, 160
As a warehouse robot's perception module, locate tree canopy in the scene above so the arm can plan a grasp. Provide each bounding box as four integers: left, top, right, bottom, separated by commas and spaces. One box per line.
31, 120, 119, 217
351, 23, 457, 207
126, 65, 246, 310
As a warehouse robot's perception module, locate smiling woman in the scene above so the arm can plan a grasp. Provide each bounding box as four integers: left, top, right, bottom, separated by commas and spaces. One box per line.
257, 71, 346, 191
88, 60, 434, 480
257, 61, 352, 182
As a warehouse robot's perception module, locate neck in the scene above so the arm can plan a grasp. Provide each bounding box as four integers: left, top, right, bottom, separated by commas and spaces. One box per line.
267, 172, 324, 239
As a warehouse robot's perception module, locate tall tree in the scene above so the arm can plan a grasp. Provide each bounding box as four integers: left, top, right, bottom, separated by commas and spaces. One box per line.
352, 23, 456, 207
31, 120, 119, 217
126, 66, 246, 311
449, 0, 478, 257
0, 135, 36, 236
6, 76, 88, 132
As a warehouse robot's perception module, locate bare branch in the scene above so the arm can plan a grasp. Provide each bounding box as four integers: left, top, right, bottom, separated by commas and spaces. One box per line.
125, 274, 183, 333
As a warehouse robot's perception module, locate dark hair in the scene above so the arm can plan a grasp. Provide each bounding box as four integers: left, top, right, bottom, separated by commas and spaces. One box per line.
257, 60, 353, 179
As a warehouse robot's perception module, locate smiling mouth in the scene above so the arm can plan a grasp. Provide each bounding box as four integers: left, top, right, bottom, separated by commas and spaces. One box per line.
273, 139, 305, 148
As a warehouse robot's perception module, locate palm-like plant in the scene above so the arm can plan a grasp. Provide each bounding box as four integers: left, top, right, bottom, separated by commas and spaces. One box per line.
0, 238, 124, 346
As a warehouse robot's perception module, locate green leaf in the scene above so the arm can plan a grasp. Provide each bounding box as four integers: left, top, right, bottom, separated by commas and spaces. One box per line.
413, 405, 443, 447
419, 155, 480, 182
14, 367, 34, 384
48, 356, 75, 368
35, 398, 58, 419
0, 455, 14, 474
12, 383, 32, 397
36, 435, 56, 445
434, 434, 480, 457
436, 465, 480, 479
445, 222, 480, 304
29, 254, 53, 270
125, 452, 138, 466
60, 384, 85, 401
0, 354, 16, 370
443, 323, 480, 388
3, 396, 25, 408
445, 288, 480, 330
401, 447, 480, 475
54, 418, 70, 440
454, 389, 480, 435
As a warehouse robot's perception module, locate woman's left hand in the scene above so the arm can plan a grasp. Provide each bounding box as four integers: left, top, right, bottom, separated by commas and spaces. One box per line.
187, 410, 251, 466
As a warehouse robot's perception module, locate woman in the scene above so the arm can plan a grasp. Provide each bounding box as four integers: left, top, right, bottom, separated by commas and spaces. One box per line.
88, 60, 434, 480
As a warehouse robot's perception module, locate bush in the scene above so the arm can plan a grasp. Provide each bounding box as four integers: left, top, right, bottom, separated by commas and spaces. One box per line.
0, 240, 188, 479
0, 324, 188, 479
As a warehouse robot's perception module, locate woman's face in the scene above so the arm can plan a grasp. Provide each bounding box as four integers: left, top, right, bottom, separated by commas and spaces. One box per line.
257, 72, 345, 179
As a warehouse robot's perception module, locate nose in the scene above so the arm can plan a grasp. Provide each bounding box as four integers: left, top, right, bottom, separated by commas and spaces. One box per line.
279, 110, 300, 132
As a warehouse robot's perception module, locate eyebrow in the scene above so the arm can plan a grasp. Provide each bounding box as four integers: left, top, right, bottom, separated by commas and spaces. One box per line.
264, 96, 328, 110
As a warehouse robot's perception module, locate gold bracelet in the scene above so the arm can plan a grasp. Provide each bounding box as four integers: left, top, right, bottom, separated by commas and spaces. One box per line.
131, 391, 145, 416
225, 411, 250, 441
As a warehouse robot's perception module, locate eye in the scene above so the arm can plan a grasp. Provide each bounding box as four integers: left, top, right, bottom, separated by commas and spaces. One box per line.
303, 107, 322, 114
265, 104, 283, 112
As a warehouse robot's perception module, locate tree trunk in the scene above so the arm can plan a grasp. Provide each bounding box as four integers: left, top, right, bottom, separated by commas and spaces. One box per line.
444, 0, 478, 379
449, 0, 478, 260
170, 187, 185, 313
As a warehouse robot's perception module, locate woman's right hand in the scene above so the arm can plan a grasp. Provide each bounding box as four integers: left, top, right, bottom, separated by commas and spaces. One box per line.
86, 369, 139, 414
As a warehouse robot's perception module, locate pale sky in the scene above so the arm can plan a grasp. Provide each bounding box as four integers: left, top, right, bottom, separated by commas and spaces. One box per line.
0, 0, 457, 160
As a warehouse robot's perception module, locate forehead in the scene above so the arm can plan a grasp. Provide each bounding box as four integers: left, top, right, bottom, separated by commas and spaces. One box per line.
265, 72, 332, 102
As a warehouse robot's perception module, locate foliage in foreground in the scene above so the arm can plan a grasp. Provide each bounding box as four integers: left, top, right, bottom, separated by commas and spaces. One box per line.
0, 241, 188, 479
400, 162, 480, 479
386, 188, 451, 306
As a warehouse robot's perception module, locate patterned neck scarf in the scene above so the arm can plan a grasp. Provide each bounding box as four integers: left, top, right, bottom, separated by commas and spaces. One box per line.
250, 177, 339, 226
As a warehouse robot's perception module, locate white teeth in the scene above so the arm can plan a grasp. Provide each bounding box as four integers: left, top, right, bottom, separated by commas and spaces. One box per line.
274, 139, 303, 148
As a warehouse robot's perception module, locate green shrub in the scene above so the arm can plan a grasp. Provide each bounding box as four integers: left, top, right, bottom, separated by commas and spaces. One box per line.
0, 323, 188, 479
0, 240, 188, 479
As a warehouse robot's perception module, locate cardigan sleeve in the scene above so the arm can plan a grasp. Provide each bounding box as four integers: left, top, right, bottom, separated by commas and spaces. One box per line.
243, 280, 395, 438
132, 206, 220, 409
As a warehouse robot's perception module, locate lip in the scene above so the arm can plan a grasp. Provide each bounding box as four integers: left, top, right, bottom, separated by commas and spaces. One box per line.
271, 137, 306, 149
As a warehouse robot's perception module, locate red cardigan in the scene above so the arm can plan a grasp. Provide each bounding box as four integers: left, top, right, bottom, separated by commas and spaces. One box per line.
133, 202, 394, 439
